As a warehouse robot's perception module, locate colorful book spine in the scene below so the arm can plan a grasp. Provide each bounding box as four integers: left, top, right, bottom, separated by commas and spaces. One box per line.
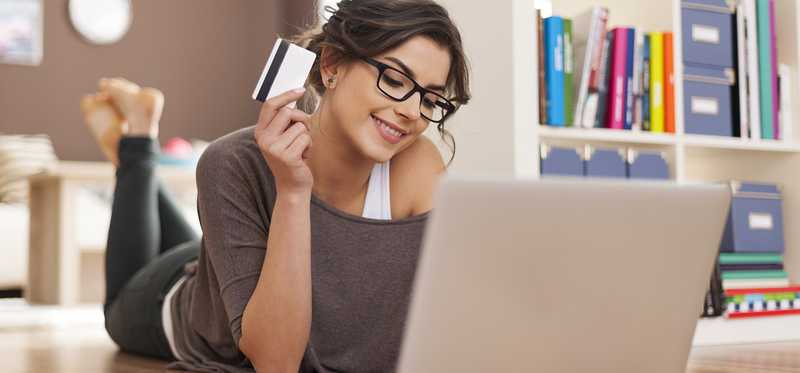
649, 32, 665, 133
720, 263, 784, 271
719, 253, 784, 264
745, 0, 762, 140
624, 28, 636, 130
725, 287, 800, 319
589, 11, 609, 91
721, 270, 788, 280
606, 28, 628, 130
545, 17, 565, 126
664, 32, 675, 134
594, 32, 614, 128
769, 0, 780, 139
643, 34, 651, 131
735, 4, 750, 138
723, 278, 790, 290
563, 18, 575, 127
757, 0, 774, 139
538, 10, 547, 125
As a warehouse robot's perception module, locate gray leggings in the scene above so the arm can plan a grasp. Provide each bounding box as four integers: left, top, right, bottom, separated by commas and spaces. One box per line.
103, 137, 200, 360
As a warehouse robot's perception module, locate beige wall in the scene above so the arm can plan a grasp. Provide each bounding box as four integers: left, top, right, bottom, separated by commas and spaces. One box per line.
0, 0, 316, 161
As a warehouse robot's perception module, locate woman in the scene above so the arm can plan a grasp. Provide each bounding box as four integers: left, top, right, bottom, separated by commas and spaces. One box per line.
85, 1, 471, 372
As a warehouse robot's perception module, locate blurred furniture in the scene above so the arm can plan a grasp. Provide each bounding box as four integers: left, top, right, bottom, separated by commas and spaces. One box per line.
0, 203, 29, 290
26, 161, 197, 305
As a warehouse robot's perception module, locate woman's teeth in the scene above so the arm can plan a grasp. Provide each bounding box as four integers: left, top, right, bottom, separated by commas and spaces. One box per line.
374, 116, 403, 137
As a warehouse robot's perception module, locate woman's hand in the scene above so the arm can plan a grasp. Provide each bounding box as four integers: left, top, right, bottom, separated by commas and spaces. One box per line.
254, 88, 314, 196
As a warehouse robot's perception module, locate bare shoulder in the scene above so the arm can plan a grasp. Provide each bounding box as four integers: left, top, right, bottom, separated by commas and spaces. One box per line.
390, 136, 446, 218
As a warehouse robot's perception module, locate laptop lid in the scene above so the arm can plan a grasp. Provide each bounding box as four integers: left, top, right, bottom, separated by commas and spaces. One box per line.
397, 178, 730, 373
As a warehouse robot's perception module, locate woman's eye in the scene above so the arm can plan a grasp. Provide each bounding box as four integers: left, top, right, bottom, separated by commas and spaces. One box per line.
382, 76, 404, 87
422, 98, 436, 109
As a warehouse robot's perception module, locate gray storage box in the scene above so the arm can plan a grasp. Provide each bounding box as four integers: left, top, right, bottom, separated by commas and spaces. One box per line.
540, 144, 583, 177
584, 146, 626, 178
683, 64, 735, 136
626, 150, 670, 180
681, 0, 735, 68
720, 181, 785, 253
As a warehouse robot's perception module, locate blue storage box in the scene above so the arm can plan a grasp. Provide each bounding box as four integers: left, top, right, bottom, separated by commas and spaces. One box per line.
683, 64, 735, 136
540, 144, 583, 177
626, 150, 670, 180
720, 181, 785, 253
681, 0, 735, 68
584, 146, 626, 178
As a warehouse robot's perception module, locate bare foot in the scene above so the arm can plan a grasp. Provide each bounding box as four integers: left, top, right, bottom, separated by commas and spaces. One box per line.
80, 92, 126, 166
99, 77, 164, 138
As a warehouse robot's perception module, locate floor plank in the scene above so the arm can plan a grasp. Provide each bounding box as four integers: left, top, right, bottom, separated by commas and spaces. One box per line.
0, 300, 170, 373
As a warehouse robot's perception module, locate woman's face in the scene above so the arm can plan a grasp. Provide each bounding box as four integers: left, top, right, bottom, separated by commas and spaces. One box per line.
322, 35, 451, 162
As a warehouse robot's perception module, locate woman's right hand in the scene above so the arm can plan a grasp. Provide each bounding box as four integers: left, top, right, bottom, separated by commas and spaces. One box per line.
254, 88, 314, 195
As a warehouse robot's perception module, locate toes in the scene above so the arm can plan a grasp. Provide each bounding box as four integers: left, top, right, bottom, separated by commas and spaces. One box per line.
138, 87, 165, 121
99, 77, 141, 116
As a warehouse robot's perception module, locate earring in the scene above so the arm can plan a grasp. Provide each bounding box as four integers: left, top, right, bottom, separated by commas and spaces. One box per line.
327, 76, 337, 88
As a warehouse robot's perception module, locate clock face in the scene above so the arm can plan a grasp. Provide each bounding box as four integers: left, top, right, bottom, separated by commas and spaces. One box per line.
68, 0, 132, 45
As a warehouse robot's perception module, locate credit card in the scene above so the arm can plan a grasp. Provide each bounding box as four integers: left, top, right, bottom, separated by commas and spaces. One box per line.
252, 38, 318, 104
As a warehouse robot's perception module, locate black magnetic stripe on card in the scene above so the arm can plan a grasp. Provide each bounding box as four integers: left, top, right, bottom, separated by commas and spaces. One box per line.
257, 40, 290, 102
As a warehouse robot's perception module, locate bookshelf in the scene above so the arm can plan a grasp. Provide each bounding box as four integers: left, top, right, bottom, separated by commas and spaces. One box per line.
436, 0, 800, 345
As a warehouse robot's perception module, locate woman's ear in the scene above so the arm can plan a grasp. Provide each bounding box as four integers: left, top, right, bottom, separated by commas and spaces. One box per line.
319, 47, 344, 89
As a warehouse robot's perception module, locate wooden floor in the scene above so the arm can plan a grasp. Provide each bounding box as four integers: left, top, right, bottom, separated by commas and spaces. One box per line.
0, 299, 169, 373
3, 299, 800, 372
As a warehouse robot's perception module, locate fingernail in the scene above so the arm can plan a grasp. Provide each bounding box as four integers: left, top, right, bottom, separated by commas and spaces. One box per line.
293, 87, 306, 94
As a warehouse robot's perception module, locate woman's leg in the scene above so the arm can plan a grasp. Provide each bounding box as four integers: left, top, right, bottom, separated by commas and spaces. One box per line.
104, 137, 161, 311
157, 183, 200, 254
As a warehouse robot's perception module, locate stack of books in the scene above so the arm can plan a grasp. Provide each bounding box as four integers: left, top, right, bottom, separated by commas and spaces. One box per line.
537, 6, 676, 132
725, 286, 800, 319
719, 252, 788, 290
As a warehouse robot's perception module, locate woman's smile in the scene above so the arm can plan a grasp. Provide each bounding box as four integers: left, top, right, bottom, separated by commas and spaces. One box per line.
371, 114, 407, 145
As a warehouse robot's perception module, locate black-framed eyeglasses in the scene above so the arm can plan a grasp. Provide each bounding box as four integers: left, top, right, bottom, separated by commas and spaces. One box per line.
361, 57, 456, 123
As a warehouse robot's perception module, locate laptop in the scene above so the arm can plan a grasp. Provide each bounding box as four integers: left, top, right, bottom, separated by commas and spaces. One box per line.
397, 178, 730, 373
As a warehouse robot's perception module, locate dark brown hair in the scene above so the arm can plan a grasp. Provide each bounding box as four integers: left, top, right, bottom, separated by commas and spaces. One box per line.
289, 0, 471, 165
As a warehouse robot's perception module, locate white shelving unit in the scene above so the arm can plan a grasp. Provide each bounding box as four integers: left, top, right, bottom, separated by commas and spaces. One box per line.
438, 0, 800, 346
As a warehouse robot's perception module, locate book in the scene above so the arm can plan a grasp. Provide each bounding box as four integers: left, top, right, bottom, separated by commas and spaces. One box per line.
643, 34, 651, 131
538, 10, 547, 125
769, 0, 780, 139
723, 278, 790, 290
719, 253, 783, 264
572, 6, 608, 127
606, 28, 628, 130
720, 263, 784, 271
563, 18, 575, 127
735, 5, 750, 138
664, 32, 675, 133
721, 270, 788, 280
594, 31, 614, 128
725, 286, 800, 296
650, 32, 665, 133
545, 16, 566, 126
779, 63, 793, 142
744, 0, 762, 140
624, 28, 636, 130
757, 0, 774, 139
632, 31, 645, 130
588, 11, 609, 91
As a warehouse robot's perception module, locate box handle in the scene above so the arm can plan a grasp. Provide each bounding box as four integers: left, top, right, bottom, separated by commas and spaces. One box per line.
749, 213, 774, 231
690, 96, 719, 116
681, 2, 734, 14
684, 70, 735, 85
692, 24, 721, 45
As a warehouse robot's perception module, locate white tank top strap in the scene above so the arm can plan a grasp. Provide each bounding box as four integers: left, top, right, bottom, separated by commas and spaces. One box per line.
362, 160, 392, 220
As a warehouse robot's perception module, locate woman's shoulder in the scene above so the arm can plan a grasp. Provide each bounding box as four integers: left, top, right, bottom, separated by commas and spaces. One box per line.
390, 136, 446, 216
196, 126, 275, 187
